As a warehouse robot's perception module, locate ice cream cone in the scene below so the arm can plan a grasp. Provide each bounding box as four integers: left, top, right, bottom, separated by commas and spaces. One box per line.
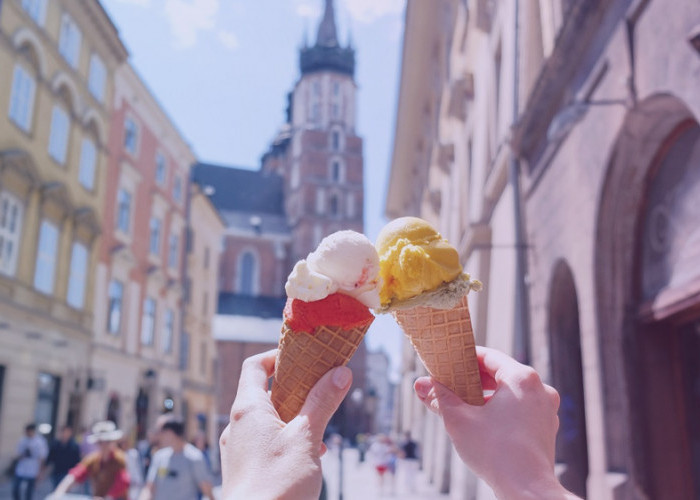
272, 320, 371, 423
393, 295, 484, 406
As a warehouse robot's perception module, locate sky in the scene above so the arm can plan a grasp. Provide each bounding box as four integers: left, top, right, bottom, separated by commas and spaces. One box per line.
100, 0, 407, 381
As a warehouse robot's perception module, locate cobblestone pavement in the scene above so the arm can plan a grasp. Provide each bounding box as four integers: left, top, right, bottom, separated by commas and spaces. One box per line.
321, 447, 450, 500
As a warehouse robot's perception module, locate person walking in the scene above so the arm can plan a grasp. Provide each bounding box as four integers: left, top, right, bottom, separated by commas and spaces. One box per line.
44, 425, 81, 489
51, 421, 130, 500
138, 417, 214, 500
367, 434, 397, 496
12, 423, 48, 500
398, 431, 419, 493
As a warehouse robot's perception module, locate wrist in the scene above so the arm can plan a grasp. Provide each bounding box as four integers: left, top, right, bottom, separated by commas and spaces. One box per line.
493, 473, 573, 500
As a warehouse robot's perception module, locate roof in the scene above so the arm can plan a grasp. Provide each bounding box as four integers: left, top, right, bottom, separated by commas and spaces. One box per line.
217, 293, 286, 319
192, 163, 285, 215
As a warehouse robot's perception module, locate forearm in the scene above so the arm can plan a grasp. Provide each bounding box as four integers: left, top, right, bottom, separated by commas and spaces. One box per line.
53, 474, 75, 495
492, 475, 582, 500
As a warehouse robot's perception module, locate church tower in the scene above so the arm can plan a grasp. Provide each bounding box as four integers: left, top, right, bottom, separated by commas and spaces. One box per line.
263, 0, 364, 265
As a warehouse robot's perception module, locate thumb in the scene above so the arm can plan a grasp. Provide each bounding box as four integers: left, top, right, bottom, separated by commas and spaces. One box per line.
296, 366, 352, 441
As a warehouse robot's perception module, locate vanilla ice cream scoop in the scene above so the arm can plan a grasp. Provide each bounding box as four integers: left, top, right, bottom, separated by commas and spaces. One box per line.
285, 230, 382, 308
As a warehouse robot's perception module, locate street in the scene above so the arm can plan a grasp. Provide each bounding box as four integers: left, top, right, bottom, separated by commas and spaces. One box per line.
321, 447, 449, 500
0, 447, 447, 499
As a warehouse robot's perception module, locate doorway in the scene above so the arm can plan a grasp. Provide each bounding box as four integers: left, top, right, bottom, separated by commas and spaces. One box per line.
548, 261, 588, 498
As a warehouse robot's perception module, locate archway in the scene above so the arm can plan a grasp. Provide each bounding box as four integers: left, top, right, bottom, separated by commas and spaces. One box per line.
595, 94, 700, 498
548, 260, 588, 498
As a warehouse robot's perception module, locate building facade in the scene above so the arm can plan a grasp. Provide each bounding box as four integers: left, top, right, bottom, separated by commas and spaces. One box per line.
88, 62, 194, 439
0, 0, 126, 467
388, 0, 700, 499
182, 181, 225, 464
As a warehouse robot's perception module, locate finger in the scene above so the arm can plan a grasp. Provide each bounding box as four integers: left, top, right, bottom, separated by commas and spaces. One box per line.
476, 346, 527, 384
296, 366, 353, 442
235, 349, 277, 400
413, 377, 441, 415
319, 442, 328, 456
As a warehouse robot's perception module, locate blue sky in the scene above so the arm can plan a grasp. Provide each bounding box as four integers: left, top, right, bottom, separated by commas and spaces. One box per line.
101, 0, 407, 380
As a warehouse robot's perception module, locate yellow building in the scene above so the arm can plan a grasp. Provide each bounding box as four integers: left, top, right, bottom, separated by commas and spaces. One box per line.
182, 182, 224, 466
0, 0, 126, 468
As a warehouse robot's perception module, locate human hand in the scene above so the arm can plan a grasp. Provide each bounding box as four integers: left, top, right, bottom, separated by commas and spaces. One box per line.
414, 347, 579, 500
220, 349, 353, 500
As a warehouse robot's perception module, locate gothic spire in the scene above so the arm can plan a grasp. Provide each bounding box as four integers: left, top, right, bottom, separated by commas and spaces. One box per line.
299, 0, 355, 77
316, 0, 339, 47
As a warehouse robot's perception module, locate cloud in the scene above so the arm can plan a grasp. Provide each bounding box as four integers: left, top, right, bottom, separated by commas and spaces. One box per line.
340, 0, 404, 24
164, 0, 219, 48
217, 30, 240, 51
294, 0, 320, 19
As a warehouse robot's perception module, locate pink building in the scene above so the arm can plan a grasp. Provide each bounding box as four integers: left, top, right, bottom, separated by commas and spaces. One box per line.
88, 63, 194, 437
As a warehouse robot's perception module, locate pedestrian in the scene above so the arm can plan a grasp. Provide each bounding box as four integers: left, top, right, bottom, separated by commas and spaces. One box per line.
44, 425, 81, 488
12, 423, 48, 500
190, 431, 212, 500
138, 416, 214, 500
218, 348, 582, 499
398, 431, 419, 493
50, 420, 130, 500
119, 434, 144, 500
367, 434, 397, 496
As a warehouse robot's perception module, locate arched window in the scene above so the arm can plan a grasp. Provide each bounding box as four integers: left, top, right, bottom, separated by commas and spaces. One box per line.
329, 194, 339, 217
237, 250, 258, 295
329, 158, 344, 183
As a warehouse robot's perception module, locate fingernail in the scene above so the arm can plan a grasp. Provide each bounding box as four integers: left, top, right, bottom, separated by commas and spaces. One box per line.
414, 379, 432, 398
332, 367, 351, 389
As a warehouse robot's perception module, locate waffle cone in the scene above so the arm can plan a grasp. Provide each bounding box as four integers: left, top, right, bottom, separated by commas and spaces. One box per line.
272, 321, 371, 422
393, 295, 484, 405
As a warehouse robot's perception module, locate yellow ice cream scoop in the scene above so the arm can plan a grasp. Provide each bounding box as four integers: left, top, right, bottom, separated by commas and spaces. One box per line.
377, 217, 463, 306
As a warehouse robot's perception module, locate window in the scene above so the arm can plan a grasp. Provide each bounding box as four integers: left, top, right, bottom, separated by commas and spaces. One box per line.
168, 234, 179, 269
58, 14, 82, 68
331, 160, 342, 182
107, 279, 123, 334
116, 189, 132, 233
48, 106, 70, 164
0, 191, 24, 277
21, 0, 47, 25
9, 65, 36, 132
34, 372, 60, 437
316, 189, 326, 214
237, 252, 256, 295
162, 309, 174, 353
78, 138, 97, 190
331, 131, 340, 151
87, 54, 106, 102
66, 242, 88, 309
141, 297, 156, 345
329, 195, 339, 217
203, 247, 210, 269
34, 220, 59, 294
173, 176, 182, 202
155, 153, 167, 186
179, 332, 190, 370
149, 218, 161, 256
124, 117, 139, 155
